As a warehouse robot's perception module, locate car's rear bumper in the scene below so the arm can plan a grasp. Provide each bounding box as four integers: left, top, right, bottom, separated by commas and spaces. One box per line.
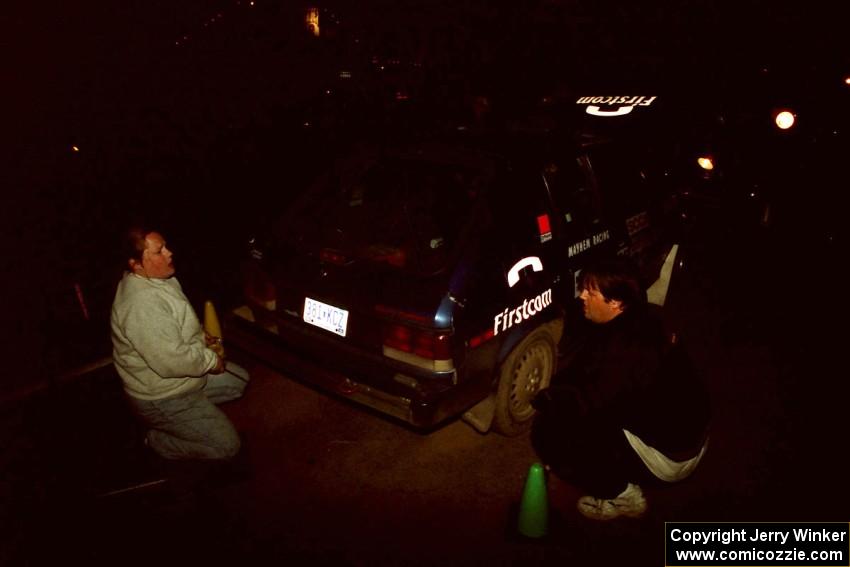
223, 305, 484, 430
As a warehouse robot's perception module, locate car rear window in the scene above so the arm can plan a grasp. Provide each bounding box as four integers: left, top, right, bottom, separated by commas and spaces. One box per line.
282, 157, 484, 275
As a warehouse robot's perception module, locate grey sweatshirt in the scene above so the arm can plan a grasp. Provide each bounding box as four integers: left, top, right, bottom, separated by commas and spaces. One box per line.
111, 272, 218, 400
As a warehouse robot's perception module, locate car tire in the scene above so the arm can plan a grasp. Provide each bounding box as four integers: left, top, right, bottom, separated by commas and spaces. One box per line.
493, 324, 557, 436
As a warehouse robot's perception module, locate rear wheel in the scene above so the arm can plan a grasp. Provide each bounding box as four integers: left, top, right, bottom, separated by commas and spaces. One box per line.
493, 325, 557, 436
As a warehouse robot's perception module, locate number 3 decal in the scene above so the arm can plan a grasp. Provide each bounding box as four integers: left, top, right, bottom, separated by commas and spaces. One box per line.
507, 256, 543, 288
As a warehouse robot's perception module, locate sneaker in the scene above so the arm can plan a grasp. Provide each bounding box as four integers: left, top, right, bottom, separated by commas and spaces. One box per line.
577, 483, 647, 520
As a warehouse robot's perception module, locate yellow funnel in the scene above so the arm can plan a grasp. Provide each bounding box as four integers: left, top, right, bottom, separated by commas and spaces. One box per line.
204, 300, 225, 358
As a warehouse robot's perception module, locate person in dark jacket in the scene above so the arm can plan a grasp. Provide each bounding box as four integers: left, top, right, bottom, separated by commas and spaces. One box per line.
531, 257, 710, 520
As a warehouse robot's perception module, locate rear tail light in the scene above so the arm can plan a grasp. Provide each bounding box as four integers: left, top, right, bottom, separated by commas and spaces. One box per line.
383, 324, 413, 352
383, 325, 451, 359
371, 247, 406, 268
412, 330, 451, 359
377, 305, 453, 371
243, 261, 277, 311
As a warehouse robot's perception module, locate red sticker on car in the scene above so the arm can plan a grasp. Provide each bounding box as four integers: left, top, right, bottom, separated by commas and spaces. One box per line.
537, 214, 552, 243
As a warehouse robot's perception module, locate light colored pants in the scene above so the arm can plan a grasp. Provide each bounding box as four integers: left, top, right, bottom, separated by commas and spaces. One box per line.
127, 363, 250, 461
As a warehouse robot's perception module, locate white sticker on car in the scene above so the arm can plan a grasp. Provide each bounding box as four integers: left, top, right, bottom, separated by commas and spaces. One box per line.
493, 289, 553, 335
506, 256, 543, 288
575, 96, 657, 118
567, 229, 611, 257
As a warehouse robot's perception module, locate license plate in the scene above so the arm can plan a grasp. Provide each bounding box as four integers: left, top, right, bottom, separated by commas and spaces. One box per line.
303, 297, 349, 337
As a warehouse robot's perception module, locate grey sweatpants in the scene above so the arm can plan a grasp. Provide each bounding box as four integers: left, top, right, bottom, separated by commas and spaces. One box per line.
126, 363, 250, 460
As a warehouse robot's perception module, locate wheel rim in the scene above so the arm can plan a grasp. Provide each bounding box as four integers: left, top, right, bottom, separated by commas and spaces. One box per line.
508, 339, 554, 421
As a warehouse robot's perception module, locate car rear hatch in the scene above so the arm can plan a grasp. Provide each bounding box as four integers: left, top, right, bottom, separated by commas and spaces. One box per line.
234, 149, 490, 421
265, 242, 452, 363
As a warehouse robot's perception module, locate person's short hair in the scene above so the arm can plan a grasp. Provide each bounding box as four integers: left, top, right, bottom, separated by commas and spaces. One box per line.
123, 226, 154, 265
579, 256, 646, 310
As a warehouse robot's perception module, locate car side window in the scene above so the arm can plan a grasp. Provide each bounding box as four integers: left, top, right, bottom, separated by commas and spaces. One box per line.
584, 146, 651, 219
543, 155, 602, 238
472, 167, 554, 294
484, 167, 553, 254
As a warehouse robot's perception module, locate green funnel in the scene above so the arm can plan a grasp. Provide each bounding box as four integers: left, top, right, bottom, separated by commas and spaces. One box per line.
517, 462, 548, 538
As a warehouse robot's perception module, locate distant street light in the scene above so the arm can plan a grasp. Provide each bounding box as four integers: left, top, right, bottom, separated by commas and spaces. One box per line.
697, 156, 714, 171
306, 7, 319, 37
774, 110, 795, 130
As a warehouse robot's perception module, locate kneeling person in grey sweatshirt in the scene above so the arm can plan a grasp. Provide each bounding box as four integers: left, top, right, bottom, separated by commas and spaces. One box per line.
111, 227, 248, 460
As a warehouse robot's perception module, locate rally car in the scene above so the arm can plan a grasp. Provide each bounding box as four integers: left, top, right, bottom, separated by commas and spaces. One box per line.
224, 95, 684, 434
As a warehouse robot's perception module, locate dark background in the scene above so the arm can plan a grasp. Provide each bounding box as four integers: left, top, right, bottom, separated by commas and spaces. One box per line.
1, 2, 849, 565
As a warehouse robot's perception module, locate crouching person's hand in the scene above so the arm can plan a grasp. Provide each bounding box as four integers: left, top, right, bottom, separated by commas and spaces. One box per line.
532, 386, 585, 421
210, 354, 226, 375
531, 388, 555, 412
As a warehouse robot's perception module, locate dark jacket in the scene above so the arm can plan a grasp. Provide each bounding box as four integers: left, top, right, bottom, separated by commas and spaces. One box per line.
542, 305, 710, 458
